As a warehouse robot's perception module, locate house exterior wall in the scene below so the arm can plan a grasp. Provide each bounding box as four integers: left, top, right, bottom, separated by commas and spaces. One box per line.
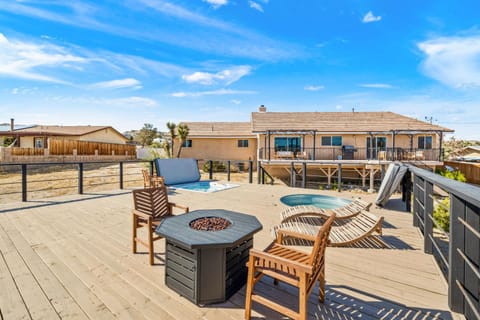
175, 137, 257, 161
19, 137, 34, 148
80, 128, 127, 144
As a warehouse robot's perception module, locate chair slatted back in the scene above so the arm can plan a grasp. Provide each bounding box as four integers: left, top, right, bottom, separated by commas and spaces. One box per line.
133, 186, 171, 219
308, 214, 335, 282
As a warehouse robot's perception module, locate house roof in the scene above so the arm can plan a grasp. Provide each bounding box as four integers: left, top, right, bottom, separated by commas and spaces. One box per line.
180, 122, 254, 137
3, 125, 128, 141
251, 111, 454, 133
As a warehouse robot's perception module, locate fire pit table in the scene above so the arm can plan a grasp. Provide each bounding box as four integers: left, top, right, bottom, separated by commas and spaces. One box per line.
155, 209, 262, 305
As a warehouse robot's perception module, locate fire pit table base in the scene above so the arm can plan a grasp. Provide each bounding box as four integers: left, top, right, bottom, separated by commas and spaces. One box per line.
165, 237, 253, 305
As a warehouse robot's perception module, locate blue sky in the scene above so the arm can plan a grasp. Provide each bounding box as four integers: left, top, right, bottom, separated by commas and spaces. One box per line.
1, 0, 480, 139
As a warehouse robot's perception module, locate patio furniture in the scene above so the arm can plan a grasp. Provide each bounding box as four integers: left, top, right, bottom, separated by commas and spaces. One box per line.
272, 210, 384, 247
280, 198, 372, 223
142, 169, 164, 188
155, 209, 262, 305
244, 214, 336, 320
153, 158, 201, 185
275, 151, 294, 159
132, 186, 189, 265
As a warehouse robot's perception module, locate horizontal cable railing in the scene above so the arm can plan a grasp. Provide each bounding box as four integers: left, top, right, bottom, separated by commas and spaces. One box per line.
258, 147, 441, 162
402, 164, 480, 319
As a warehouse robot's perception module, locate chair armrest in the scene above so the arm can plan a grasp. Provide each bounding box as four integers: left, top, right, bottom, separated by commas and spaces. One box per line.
169, 202, 189, 213
276, 229, 316, 243
249, 248, 312, 274
132, 209, 153, 220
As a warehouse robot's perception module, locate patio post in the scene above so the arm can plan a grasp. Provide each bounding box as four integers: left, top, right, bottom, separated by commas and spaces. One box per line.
78, 163, 83, 194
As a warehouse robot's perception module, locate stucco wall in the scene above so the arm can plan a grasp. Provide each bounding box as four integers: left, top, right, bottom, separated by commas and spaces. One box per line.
80, 128, 127, 144
19, 137, 34, 148
175, 137, 257, 161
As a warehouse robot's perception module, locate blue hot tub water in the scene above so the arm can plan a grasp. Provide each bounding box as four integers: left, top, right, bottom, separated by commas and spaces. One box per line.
280, 194, 352, 209
171, 181, 239, 193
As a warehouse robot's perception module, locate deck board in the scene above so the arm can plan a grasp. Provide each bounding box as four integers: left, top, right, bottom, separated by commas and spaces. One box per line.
0, 184, 462, 319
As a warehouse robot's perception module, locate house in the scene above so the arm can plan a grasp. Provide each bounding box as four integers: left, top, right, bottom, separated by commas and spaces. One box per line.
175, 122, 256, 162
178, 106, 453, 163
2, 124, 128, 148
455, 146, 480, 162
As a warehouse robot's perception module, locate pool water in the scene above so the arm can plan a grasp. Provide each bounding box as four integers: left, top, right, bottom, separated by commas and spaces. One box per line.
280, 194, 352, 209
171, 181, 239, 193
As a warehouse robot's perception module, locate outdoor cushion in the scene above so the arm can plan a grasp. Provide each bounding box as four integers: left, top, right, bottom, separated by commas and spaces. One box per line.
154, 158, 201, 185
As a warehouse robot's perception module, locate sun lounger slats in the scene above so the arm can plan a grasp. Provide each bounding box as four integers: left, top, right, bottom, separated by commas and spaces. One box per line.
272, 210, 384, 247
279, 198, 372, 223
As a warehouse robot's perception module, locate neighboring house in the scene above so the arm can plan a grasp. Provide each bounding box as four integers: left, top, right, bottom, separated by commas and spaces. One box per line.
175, 122, 257, 162
178, 106, 453, 163
456, 146, 480, 162
3, 125, 128, 148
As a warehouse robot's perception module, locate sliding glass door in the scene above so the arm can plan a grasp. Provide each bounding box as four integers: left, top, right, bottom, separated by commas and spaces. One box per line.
274, 137, 301, 152
366, 137, 387, 159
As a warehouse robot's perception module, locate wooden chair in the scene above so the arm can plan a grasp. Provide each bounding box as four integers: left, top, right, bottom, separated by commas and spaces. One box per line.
245, 214, 336, 320
272, 210, 384, 248
132, 186, 189, 265
280, 198, 371, 223
142, 169, 164, 188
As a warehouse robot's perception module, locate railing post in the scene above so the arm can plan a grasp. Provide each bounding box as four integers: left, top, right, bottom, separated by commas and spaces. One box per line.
78, 163, 83, 194
404, 171, 412, 212
119, 162, 124, 189
227, 160, 231, 181
150, 161, 154, 175
261, 166, 265, 184
209, 160, 213, 180
448, 194, 465, 313
21, 164, 27, 202
423, 180, 433, 254
301, 162, 306, 188
413, 174, 419, 227
337, 163, 342, 192
290, 162, 295, 187
248, 160, 253, 184
257, 161, 261, 184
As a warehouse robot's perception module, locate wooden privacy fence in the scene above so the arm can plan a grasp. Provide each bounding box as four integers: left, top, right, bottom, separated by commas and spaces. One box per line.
49, 138, 136, 156
444, 160, 480, 185
11, 147, 45, 156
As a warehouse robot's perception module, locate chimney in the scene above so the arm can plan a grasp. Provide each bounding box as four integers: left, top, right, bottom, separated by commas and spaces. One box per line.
258, 105, 267, 112
10, 118, 14, 131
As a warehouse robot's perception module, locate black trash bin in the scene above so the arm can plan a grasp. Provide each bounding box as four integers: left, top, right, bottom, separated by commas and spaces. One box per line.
342, 145, 356, 160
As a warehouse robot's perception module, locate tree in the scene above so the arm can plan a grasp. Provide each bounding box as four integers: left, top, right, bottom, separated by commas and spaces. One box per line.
176, 123, 190, 158
135, 123, 158, 146
166, 122, 177, 158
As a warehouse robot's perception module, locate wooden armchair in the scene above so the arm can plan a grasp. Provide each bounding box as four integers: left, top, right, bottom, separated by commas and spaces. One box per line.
132, 185, 189, 265
245, 214, 336, 320
142, 169, 164, 188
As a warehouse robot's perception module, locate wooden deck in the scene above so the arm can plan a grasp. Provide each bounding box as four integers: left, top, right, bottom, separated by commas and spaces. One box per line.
0, 184, 461, 319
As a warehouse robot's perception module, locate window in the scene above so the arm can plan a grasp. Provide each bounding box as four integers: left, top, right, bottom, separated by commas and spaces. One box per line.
321, 136, 342, 146
274, 137, 301, 151
237, 139, 249, 148
418, 136, 432, 149
182, 139, 192, 148
34, 137, 44, 148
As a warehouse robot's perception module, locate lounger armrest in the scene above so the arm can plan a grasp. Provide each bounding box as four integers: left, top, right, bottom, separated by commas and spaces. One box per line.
169, 202, 189, 213
248, 248, 312, 274
132, 209, 153, 220
276, 229, 317, 243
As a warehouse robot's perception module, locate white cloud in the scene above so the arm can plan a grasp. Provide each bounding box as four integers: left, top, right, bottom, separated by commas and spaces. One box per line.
104, 96, 157, 107
418, 34, 480, 88
182, 66, 252, 85
231, 99, 241, 104
0, 32, 86, 83
335, 105, 343, 110
171, 88, 256, 97
359, 83, 393, 89
304, 85, 324, 91
362, 11, 381, 23
204, 0, 228, 9
92, 78, 142, 89
249, 1, 264, 12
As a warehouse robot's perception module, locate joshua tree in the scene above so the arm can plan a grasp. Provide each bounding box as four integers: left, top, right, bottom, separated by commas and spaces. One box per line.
176, 123, 190, 158
166, 122, 177, 158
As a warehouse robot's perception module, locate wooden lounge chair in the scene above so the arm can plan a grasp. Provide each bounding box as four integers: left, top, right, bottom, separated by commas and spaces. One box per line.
272, 210, 384, 247
280, 198, 371, 223
245, 214, 336, 320
142, 169, 164, 188
132, 185, 189, 265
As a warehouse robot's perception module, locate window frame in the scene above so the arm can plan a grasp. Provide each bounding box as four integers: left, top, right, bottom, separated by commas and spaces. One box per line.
237, 139, 249, 148
182, 139, 193, 148
417, 136, 432, 150
321, 135, 342, 146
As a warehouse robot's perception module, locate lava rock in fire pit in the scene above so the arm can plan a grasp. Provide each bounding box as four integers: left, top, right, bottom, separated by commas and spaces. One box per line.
189, 216, 232, 231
